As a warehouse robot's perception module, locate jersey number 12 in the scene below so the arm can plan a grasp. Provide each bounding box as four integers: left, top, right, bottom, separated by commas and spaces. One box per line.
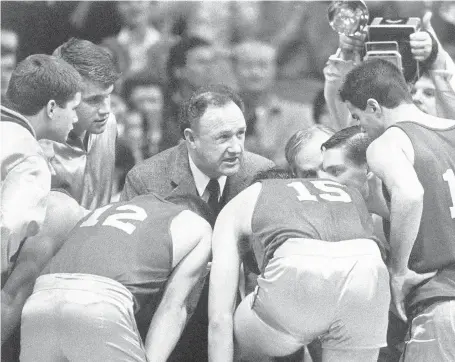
80, 204, 148, 234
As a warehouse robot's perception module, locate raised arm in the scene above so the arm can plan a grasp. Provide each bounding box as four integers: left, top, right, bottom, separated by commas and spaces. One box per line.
144, 211, 212, 362
208, 183, 261, 362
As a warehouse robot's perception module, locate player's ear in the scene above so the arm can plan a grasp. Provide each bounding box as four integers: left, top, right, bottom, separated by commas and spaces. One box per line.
46, 100, 57, 119
366, 98, 381, 116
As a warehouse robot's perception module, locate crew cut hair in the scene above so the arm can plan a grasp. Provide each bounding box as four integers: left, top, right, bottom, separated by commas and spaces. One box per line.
6, 54, 82, 116
179, 84, 244, 137
339, 58, 412, 110
284, 125, 335, 169
54, 37, 121, 86
321, 125, 372, 166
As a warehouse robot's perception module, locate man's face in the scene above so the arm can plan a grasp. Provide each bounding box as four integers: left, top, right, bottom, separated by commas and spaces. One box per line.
130, 85, 163, 115
235, 47, 277, 93
321, 147, 369, 199
47, 92, 81, 143
410, 75, 437, 116
183, 46, 216, 89
74, 80, 114, 135
292, 131, 331, 178
346, 101, 385, 140
188, 101, 246, 178
1, 54, 16, 98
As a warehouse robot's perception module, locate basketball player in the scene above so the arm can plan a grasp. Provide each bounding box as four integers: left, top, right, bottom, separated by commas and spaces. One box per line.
20, 194, 213, 362
208, 172, 390, 362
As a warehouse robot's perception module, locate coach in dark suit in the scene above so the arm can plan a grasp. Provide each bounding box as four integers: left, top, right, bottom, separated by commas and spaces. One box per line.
120, 84, 274, 361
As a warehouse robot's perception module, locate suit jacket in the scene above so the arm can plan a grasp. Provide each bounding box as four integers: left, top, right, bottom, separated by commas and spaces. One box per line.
120, 142, 275, 205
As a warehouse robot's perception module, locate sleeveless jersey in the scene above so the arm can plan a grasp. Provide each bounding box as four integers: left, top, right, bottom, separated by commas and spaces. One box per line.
251, 178, 378, 273
391, 122, 455, 306
47, 194, 185, 313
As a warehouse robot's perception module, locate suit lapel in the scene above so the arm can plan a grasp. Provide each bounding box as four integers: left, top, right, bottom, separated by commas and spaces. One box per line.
169, 143, 198, 197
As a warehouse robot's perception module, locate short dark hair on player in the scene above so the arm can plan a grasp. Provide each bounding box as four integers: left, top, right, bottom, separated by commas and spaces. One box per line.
6, 54, 82, 116
251, 167, 294, 185
179, 84, 244, 137
321, 125, 372, 166
165, 194, 216, 226
339, 58, 412, 110
54, 38, 121, 87
285, 125, 335, 170
167, 36, 211, 90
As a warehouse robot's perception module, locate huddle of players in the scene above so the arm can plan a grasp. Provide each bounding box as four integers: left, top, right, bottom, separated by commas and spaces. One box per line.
2, 40, 455, 362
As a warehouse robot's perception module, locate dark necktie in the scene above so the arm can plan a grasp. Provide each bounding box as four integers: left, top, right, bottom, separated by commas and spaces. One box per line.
206, 179, 221, 215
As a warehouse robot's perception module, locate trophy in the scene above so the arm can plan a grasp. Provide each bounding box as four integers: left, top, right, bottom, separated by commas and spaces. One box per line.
328, 0, 369, 36
328, 0, 421, 82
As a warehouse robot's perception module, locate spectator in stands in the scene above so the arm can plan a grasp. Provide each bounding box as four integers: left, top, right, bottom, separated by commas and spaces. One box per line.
324, 12, 455, 129
123, 77, 165, 158
1, 28, 19, 101
161, 37, 216, 151
232, 40, 313, 167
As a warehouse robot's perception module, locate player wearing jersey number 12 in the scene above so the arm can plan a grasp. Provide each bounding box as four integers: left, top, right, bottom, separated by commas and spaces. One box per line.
19, 193, 213, 362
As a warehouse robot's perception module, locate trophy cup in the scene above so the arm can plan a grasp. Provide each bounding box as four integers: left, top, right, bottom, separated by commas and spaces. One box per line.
328, 0, 369, 36
328, 0, 421, 81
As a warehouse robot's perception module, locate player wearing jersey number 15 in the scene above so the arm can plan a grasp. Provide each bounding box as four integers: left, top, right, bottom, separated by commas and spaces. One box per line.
209, 169, 390, 362
20, 194, 213, 362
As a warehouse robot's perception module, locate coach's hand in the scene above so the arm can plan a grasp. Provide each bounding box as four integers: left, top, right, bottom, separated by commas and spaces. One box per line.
389, 267, 437, 322
338, 33, 366, 62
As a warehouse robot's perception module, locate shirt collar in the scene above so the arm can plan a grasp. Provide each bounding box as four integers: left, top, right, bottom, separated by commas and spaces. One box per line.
188, 153, 227, 198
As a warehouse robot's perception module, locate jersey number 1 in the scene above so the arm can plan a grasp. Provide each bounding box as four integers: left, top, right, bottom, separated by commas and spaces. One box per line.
443, 168, 455, 219
80, 204, 148, 234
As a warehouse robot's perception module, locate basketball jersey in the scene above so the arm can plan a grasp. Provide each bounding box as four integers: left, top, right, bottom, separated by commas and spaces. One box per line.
391, 122, 455, 306
251, 178, 379, 273
47, 194, 185, 313
39, 113, 117, 210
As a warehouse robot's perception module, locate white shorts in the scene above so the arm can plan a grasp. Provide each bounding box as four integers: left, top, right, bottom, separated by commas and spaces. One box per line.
20, 273, 147, 362
234, 238, 390, 357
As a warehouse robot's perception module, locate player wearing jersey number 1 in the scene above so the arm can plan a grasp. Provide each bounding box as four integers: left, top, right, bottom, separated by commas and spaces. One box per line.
340, 58, 455, 361
19, 194, 213, 362
208, 171, 390, 362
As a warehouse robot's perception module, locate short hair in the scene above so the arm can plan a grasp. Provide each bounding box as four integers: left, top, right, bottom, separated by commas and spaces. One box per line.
121, 76, 163, 106
285, 125, 335, 168
179, 84, 244, 137
165, 194, 216, 226
321, 125, 372, 166
166, 36, 211, 90
6, 54, 82, 116
54, 38, 121, 87
251, 167, 293, 185
339, 58, 412, 110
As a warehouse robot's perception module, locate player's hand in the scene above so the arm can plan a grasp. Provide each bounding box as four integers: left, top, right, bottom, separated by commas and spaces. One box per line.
389, 267, 437, 322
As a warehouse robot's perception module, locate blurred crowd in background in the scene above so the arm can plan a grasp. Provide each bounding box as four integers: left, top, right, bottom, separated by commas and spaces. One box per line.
2, 0, 455, 194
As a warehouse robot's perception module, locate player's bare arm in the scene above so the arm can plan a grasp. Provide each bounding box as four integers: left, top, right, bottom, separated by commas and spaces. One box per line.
144, 211, 212, 362
208, 183, 262, 362
367, 127, 434, 320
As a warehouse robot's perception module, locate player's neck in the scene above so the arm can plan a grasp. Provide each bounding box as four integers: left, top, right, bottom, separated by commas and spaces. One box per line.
385, 104, 425, 127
